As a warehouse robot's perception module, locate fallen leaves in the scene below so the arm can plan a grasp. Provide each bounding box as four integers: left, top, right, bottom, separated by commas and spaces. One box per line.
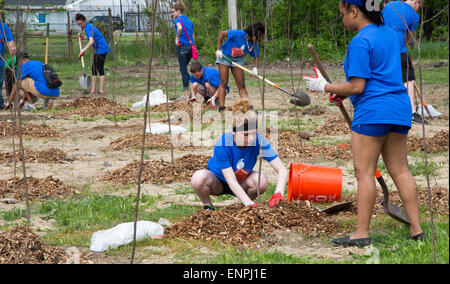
313, 117, 350, 136
408, 130, 449, 153
101, 154, 210, 185
108, 133, 192, 151
0, 176, 75, 201
0, 148, 72, 164
165, 200, 341, 245
0, 122, 62, 138
55, 97, 134, 117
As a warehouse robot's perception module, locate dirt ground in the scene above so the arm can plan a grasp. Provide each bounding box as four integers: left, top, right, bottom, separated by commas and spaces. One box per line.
0, 63, 448, 264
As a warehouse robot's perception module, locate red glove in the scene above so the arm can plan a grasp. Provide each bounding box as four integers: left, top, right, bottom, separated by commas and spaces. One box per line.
251, 203, 258, 207
78, 51, 85, 59
269, 193, 285, 208
328, 93, 346, 107
77, 34, 85, 41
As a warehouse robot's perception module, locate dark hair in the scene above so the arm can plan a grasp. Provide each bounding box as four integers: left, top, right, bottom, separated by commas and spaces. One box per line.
189, 61, 202, 73
341, 0, 384, 26
75, 13, 86, 21
16, 51, 29, 61
244, 22, 265, 41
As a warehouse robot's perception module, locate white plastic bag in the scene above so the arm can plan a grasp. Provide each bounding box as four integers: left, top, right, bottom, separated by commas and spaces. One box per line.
90, 221, 164, 252
417, 104, 442, 117
146, 123, 187, 135
132, 90, 171, 108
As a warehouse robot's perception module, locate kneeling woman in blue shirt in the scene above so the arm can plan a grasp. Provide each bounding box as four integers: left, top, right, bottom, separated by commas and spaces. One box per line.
304, 0, 424, 247
191, 99, 288, 210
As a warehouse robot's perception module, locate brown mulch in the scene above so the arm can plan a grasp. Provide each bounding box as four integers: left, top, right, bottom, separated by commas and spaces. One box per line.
407, 130, 449, 153
299, 105, 328, 116
267, 129, 352, 161
0, 122, 63, 138
0, 225, 95, 264
165, 200, 341, 245
0, 176, 75, 201
153, 101, 210, 122
55, 97, 134, 117
313, 117, 350, 136
101, 154, 210, 185
108, 133, 193, 151
0, 148, 71, 164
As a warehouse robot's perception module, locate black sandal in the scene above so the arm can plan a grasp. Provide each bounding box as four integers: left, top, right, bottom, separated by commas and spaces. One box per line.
407, 232, 426, 241
203, 204, 215, 211
331, 235, 372, 247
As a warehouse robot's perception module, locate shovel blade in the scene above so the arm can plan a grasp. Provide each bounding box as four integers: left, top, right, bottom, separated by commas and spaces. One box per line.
79, 75, 91, 90
384, 201, 411, 226
289, 89, 311, 107
315, 200, 356, 214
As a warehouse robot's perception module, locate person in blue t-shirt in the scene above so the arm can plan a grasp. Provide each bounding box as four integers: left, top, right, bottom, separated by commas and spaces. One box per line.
76, 13, 110, 96
215, 23, 265, 112
0, 22, 16, 109
172, 1, 196, 101
191, 99, 288, 210
4, 52, 60, 111
303, 0, 424, 247
189, 61, 229, 107
382, 0, 425, 124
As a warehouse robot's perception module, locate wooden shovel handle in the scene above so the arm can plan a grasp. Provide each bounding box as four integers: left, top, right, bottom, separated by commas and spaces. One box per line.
78, 35, 86, 69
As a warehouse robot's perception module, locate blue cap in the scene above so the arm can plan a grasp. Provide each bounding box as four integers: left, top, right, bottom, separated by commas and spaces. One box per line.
342, 0, 364, 6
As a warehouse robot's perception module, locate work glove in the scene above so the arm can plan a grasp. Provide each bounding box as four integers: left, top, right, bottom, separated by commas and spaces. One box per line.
78, 51, 85, 59
77, 34, 85, 41
303, 67, 329, 93
328, 93, 347, 107
175, 37, 180, 46
251, 67, 258, 77
215, 49, 223, 60
269, 193, 285, 208
206, 96, 217, 109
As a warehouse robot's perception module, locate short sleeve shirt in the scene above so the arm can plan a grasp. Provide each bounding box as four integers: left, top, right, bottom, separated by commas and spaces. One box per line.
221, 30, 259, 58
84, 23, 110, 54
174, 16, 195, 46
0, 23, 14, 60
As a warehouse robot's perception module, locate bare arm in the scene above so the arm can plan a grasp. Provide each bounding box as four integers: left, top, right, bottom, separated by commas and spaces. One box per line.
217, 30, 228, 50
81, 37, 95, 53
222, 167, 253, 205
324, 77, 366, 97
269, 157, 288, 196
176, 23, 182, 41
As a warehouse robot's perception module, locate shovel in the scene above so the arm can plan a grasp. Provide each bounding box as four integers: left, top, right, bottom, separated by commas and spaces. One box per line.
307, 44, 410, 225
221, 54, 311, 107
315, 200, 356, 214
78, 34, 91, 94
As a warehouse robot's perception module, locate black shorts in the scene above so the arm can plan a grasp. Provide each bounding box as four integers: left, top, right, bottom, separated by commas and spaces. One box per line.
401, 53, 415, 83
92, 53, 107, 76
206, 168, 235, 196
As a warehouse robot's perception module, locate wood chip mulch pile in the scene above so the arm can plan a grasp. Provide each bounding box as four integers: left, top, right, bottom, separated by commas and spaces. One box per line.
0, 225, 95, 264
407, 130, 449, 153
299, 105, 328, 116
165, 200, 341, 245
0, 148, 71, 164
101, 154, 210, 185
55, 97, 134, 117
268, 129, 352, 161
0, 122, 62, 138
313, 117, 350, 136
153, 101, 209, 121
0, 176, 75, 201
108, 133, 193, 151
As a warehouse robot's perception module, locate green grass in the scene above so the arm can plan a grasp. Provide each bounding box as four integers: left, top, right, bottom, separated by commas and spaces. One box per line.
409, 41, 449, 61
409, 159, 441, 177
420, 66, 449, 85
0, 207, 28, 221
104, 113, 143, 122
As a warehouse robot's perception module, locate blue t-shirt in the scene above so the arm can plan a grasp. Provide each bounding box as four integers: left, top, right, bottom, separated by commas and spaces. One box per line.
17, 60, 60, 97
189, 66, 229, 92
0, 23, 14, 60
174, 16, 195, 46
207, 132, 278, 183
344, 24, 411, 128
382, 1, 419, 53
221, 30, 259, 58
84, 23, 110, 54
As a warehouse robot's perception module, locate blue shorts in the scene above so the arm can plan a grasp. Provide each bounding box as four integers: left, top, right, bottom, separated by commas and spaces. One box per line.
352, 124, 410, 137
216, 56, 245, 67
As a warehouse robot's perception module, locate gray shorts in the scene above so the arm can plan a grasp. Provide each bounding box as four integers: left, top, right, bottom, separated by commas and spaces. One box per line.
216, 56, 245, 67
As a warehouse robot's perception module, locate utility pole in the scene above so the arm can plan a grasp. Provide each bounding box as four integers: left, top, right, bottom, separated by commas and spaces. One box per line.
228, 0, 237, 29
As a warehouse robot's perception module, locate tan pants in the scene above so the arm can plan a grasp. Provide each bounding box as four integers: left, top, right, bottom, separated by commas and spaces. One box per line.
20, 78, 51, 99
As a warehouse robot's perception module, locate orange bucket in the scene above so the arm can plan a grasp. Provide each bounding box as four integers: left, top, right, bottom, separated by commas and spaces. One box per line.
288, 163, 343, 202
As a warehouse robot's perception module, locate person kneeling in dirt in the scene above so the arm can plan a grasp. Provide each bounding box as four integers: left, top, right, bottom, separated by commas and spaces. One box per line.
4, 52, 60, 111
191, 98, 288, 210
189, 61, 229, 107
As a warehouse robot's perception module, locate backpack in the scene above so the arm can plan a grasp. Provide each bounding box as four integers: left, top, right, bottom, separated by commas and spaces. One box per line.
42, 64, 62, 89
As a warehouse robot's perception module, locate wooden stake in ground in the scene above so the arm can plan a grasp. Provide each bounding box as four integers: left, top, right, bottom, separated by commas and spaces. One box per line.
131, 0, 159, 264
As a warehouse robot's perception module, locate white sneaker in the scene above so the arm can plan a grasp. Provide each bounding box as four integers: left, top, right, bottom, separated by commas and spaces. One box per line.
29, 104, 37, 111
